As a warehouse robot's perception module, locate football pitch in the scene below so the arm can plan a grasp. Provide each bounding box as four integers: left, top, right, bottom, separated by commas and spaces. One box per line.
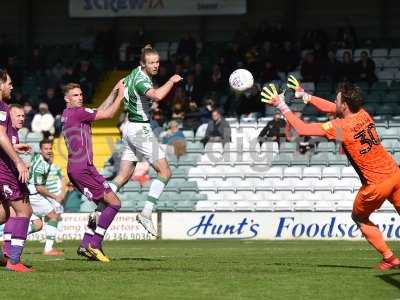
1, 240, 400, 300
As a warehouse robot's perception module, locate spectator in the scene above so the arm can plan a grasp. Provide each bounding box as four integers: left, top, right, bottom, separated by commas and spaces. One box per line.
301, 52, 322, 83
171, 102, 185, 124
322, 50, 340, 83
258, 112, 286, 145
259, 60, 280, 85
276, 40, 299, 74
284, 111, 312, 154
31, 102, 55, 139
202, 110, 231, 145
61, 65, 76, 86
339, 51, 358, 82
357, 51, 377, 85
161, 120, 187, 158
177, 33, 197, 60
209, 64, 225, 96
183, 99, 202, 132
42, 87, 65, 117
199, 98, 215, 124
23, 101, 35, 131
183, 73, 202, 102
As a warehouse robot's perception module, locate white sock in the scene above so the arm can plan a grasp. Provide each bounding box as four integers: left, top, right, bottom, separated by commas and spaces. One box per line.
141, 177, 167, 218
142, 202, 155, 218
44, 221, 58, 252
44, 239, 55, 252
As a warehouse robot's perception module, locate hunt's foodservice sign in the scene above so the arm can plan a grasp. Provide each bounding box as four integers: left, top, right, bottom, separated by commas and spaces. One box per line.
161, 212, 400, 240
69, 0, 247, 17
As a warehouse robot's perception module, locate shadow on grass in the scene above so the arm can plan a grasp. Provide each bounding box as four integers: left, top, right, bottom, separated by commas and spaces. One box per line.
66, 257, 165, 262
316, 264, 371, 270
265, 262, 371, 270
376, 272, 400, 290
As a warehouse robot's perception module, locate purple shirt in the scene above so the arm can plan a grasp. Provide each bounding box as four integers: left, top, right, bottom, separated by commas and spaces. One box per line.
61, 106, 97, 170
0, 101, 17, 173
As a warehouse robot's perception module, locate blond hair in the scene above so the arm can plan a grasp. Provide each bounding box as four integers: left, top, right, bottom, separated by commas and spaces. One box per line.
140, 44, 159, 64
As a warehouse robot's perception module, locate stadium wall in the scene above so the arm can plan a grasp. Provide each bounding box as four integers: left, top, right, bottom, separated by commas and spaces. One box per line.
1, 0, 399, 45
24, 212, 400, 241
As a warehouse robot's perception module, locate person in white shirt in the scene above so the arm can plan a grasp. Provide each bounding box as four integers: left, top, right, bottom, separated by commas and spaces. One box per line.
31, 102, 55, 138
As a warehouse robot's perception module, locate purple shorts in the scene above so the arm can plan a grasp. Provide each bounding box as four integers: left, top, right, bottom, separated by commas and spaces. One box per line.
0, 170, 28, 204
68, 165, 112, 202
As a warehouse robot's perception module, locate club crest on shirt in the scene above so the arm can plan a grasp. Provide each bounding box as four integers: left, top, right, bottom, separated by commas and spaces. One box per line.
321, 121, 333, 131
83, 187, 93, 200
11, 135, 17, 144
2, 185, 13, 198
0, 111, 6, 121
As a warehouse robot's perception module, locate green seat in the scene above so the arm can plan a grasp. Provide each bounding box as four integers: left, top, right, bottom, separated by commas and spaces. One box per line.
64, 190, 82, 212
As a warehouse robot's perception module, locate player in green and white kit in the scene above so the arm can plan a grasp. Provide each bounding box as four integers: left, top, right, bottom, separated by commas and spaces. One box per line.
45, 157, 67, 240
28, 140, 64, 256
108, 45, 182, 236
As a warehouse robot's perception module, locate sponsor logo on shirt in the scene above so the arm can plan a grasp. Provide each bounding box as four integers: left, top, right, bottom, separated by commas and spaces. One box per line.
0, 111, 7, 121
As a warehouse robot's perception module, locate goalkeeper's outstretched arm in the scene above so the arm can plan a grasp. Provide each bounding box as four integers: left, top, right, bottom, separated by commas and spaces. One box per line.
286, 75, 336, 114
306, 95, 336, 114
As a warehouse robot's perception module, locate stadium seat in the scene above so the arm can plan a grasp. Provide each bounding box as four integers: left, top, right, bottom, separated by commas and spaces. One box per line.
214, 201, 235, 211
322, 166, 341, 179
254, 200, 273, 211
195, 201, 215, 211
302, 166, 322, 179
336, 49, 352, 61
264, 166, 283, 179
334, 200, 353, 211
390, 48, 400, 58
317, 142, 336, 153
314, 200, 334, 211
341, 166, 358, 178
353, 48, 370, 60
234, 200, 254, 211
372, 48, 389, 58
283, 166, 303, 179
279, 142, 297, 153
293, 200, 314, 211
272, 200, 292, 211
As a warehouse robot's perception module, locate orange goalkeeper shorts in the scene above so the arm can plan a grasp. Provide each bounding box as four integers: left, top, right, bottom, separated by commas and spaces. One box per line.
353, 169, 400, 219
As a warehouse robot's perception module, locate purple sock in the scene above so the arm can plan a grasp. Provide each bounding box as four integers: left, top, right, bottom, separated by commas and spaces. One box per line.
3, 218, 13, 256
80, 231, 94, 248
9, 217, 29, 264
90, 204, 120, 249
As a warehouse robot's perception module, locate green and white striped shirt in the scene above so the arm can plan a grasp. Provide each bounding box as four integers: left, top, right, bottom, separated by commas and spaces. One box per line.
28, 153, 51, 194
123, 66, 153, 123
45, 164, 63, 195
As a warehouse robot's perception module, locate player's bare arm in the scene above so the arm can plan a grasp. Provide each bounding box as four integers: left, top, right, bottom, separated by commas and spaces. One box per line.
35, 184, 62, 201
95, 83, 125, 120
97, 80, 124, 110
261, 83, 327, 137
287, 75, 336, 113
145, 74, 182, 102
0, 125, 29, 182
14, 143, 32, 154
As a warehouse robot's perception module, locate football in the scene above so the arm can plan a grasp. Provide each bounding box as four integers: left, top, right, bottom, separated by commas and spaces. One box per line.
229, 68, 254, 92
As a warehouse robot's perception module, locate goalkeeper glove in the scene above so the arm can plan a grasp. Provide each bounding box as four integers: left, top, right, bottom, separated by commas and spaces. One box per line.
287, 75, 311, 103
261, 84, 290, 114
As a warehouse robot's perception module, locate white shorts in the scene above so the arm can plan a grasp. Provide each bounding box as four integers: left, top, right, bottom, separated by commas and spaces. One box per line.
49, 199, 64, 214
29, 193, 55, 217
121, 122, 165, 164
30, 214, 40, 221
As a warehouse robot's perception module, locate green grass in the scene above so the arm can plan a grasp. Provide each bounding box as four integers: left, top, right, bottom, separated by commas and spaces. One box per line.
1, 240, 400, 300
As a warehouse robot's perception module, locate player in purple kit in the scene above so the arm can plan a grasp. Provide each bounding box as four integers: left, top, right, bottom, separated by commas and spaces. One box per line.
0, 69, 33, 272
61, 82, 123, 262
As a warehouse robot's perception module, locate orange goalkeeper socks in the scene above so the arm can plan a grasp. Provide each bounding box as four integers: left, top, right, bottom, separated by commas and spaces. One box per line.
360, 222, 393, 259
